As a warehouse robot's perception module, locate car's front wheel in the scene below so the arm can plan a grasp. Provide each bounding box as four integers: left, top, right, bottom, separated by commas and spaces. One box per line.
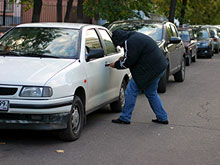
174, 59, 185, 82
110, 79, 127, 112
58, 95, 84, 141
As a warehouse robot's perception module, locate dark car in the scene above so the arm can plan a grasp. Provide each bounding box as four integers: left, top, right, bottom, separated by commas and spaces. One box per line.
178, 28, 197, 66
195, 28, 214, 58
108, 20, 186, 93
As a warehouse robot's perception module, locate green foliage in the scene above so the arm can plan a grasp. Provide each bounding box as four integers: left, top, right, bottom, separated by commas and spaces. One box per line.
10, 0, 33, 10
152, 0, 220, 25
83, 0, 153, 23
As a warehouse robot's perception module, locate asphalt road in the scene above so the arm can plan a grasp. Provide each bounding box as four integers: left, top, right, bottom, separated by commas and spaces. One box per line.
1, 53, 220, 165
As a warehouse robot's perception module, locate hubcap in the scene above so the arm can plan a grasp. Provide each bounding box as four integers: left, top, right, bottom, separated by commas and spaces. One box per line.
71, 105, 80, 133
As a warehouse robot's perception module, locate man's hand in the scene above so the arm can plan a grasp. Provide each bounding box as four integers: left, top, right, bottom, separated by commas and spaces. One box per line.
109, 62, 115, 68
118, 56, 124, 61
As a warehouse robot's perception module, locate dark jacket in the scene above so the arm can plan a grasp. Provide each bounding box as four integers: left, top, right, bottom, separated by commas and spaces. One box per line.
112, 29, 167, 90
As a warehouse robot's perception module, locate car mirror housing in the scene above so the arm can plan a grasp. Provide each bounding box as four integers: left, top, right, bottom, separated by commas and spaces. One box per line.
170, 37, 182, 44
86, 48, 104, 62
116, 46, 123, 53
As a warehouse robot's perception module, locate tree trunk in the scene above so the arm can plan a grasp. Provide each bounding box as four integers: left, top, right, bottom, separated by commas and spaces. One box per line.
180, 0, 187, 26
32, 0, 42, 23
77, 0, 84, 23
64, 0, 74, 22
168, 0, 177, 23
3, 0, 6, 25
57, 0, 63, 22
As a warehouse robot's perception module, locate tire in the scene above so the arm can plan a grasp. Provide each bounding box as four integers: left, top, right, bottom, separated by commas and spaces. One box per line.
207, 52, 212, 58
110, 79, 127, 113
58, 95, 84, 141
158, 67, 169, 93
174, 59, 185, 82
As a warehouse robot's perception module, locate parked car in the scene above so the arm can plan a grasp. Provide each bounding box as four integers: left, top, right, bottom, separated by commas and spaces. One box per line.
207, 26, 220, 53
0, 23, 130, 141
178, 28, 197, 66
108, 20, 186, 93
195, 28, 214, 58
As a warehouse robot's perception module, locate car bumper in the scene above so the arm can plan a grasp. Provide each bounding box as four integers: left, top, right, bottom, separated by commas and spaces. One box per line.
0, 96, 73, 130
197, 47, 212, 57
0, 112, 70, 130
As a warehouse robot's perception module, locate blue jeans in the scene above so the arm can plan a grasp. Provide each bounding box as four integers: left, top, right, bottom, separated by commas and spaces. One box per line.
119, 77, 168, 122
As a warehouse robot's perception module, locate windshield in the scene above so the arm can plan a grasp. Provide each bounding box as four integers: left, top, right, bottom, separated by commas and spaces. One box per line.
196, 29, 209, 39
0, 27, 79, 58
109, 22, 163, 41
179, 30, 190, 41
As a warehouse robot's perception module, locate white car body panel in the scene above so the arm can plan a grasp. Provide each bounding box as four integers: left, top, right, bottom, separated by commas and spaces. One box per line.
0, 57, 75, 86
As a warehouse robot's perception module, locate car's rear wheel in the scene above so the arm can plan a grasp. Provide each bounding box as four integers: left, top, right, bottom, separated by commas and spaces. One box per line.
58, 95, 84, 141
174, 59, 185, 82
110, 79, 127, 112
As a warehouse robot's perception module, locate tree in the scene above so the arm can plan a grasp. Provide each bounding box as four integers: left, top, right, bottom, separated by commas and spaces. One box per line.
168, 0, 177, 23
83, 0, 153, 23
64, 0, 74, 22
10, 0, 42, 22
32, 0, 42, 22
57, 0, 63, 22
77, 0, 84, 23
152, 0, 220, 25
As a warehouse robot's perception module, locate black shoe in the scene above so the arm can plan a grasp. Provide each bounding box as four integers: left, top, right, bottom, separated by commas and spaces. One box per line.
112, 118, 130, 124
152, 119, 169, 125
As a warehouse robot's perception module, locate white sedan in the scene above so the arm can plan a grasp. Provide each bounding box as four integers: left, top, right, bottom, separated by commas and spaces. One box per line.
0, 23, 130, 141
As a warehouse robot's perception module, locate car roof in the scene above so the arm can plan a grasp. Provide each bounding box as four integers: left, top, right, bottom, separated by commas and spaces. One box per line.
16, 22, 97, 30
109, 19, 167, 25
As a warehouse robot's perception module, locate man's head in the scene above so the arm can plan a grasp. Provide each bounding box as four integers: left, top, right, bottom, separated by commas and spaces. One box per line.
112, 29, 129, 47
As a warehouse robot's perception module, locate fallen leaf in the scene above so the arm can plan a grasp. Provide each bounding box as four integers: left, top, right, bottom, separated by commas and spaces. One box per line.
170, 127, 174, 130
56, 150, 64, 153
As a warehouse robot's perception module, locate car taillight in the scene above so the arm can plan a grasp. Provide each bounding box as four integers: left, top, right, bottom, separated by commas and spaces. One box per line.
187, 47, 191, 54
214, 38, 217, 41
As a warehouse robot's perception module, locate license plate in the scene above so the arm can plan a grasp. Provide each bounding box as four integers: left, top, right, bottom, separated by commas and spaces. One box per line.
0, 100, 9, 111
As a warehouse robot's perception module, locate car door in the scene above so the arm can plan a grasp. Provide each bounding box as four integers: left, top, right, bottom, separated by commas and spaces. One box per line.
83, 28, 110, 110
165, 24, 177, 73
97, 28, 125, 100
170, 24, 183, 71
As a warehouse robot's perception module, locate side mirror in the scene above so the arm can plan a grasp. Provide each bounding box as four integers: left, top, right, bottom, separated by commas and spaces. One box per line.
86, 48, 104, 62
116, 46, 123, 53
170, 37, 181, 44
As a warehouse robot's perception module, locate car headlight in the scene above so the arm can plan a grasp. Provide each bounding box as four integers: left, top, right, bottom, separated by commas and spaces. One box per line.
20, 86, 53, 97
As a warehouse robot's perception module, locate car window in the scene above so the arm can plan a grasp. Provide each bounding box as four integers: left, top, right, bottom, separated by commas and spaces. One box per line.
0, 27, 79, 58
179, 30, 190, 41
99, 29, 116, 55
166, 25, 172, 41
196, 29, 210, 39
170, 25, 178, 37
85, 29, 102, 49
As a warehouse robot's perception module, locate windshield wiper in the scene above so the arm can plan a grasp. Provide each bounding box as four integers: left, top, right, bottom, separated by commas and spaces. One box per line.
0, 50, 21, 56
21, 53, 60, 58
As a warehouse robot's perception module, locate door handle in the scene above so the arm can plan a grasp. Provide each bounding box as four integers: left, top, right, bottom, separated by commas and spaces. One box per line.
105, 62, 110, 67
